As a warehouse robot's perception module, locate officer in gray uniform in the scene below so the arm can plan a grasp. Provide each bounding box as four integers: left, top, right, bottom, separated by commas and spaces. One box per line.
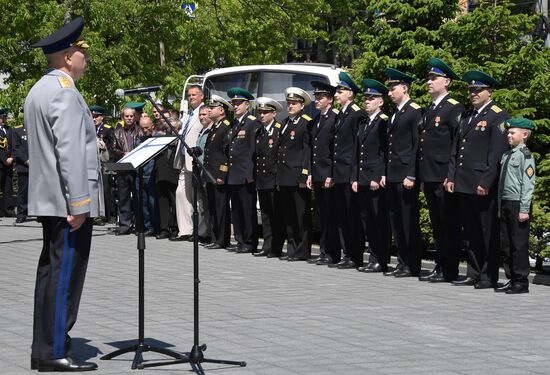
25, 17, 99, 372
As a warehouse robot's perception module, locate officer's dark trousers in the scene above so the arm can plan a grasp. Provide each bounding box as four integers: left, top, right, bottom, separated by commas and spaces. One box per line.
206, 182, 230, 247
258, 188, 284, 256
16, 172, 28, 220
358, 185, 390, 269
157, 181, 177, 235
423, 181, 460, 279
500, 200, 530, 286
0, 166, 13, 216
313, 183, 338, 262
229, 182, 257, 251
386, 182, 421, 274
102, 172, 116, 222
32, 217, 92, 360
279, 186, 311, 259
458, 192, 499, 283
116, 172, 136, 231
334, 183, 363, 264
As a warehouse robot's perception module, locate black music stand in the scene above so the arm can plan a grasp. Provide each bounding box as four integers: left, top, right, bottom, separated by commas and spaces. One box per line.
136, 94, 246, 374
101, 136, 185, 369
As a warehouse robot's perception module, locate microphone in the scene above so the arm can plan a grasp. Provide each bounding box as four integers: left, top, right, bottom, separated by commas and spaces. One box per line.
115, 85, 162, 98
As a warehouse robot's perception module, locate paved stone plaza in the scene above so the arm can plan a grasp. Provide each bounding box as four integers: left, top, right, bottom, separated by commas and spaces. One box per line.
1, 217, 549, 375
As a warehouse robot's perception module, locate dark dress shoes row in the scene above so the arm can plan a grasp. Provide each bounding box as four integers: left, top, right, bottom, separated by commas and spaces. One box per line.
33, 355, 97, 372
451, 277, 477, 286
155, 232, 171, 240
253, 250, 269, 257
169, 234, 193, 241
383, 266, 412, 277
204, 243, 226, 249
327, 258, 356, 269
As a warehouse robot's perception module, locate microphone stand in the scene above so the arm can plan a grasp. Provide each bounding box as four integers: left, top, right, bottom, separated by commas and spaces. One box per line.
136, 94, 246, 373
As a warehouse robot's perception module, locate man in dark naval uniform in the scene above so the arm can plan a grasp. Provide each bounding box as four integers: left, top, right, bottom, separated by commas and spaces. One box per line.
329, 72, 366, 269
352, 79, 391, 273
383, 68, 423, 278
226, 87, 260, 253
203, 95, 232, 249
447, 70, 509, 289
25, 17, 99, 371
12, 123, 30, 223
306, 81, 339, 266
0, 108, 14, 217
277, 87, 313, 261
418, 58, 465, 283
254, 97, 285, 258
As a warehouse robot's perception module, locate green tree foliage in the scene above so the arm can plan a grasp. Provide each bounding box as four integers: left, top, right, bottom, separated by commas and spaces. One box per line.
0, 0, 325, 112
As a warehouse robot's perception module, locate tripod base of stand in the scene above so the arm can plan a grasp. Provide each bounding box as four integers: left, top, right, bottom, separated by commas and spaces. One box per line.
101, 341, 186, 370
138, 344, 246, 374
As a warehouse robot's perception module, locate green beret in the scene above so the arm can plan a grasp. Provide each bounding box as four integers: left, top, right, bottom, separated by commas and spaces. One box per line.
427, 58, 460, 80
463, 70, 500, 88
89, 105, 106, 115
360, 78, 388, 96
227, 87, 254, 101
337, 72, 361, 94
505, 117, 533, 130
384, 68, 416, 85
125, 101, 146, 110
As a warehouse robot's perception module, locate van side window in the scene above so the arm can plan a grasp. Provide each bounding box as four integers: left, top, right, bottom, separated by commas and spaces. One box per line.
204, 72, 260, 99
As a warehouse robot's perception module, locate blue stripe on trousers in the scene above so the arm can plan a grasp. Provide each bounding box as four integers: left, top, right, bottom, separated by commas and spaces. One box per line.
53, 227, 76, 358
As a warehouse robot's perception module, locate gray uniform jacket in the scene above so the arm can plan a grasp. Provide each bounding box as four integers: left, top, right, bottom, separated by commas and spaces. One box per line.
24, 69, 100, 217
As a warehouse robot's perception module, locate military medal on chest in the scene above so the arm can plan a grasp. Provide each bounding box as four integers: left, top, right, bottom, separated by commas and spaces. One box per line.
477, 120, 487, 131
290, 130, 295, 140
268, 138, 274, 148
435, 116, 441, 127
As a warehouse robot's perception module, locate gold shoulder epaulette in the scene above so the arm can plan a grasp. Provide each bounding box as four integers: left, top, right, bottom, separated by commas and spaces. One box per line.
332, 108, 340, 114
491, 105, 502, 113
380, 114, 389, 121
14, 124, 24, 129
447, 98, 459, 105
57, 76, 72, 88
274, 122, 281, 128
223, 119, 230, 126
410, 102, 421, 110
247, 115, 256, 120
301, 114, 312, 122
351, 104, 360, 111
104, 124, 112, 129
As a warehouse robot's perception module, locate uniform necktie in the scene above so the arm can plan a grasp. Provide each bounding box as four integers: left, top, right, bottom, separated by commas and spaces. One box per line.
468, 109, 478, 125
282, 117, 292, 134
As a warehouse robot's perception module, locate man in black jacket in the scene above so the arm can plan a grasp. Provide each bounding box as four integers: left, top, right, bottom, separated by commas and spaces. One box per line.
352, 79, 391, 273
277, 87, 313, 261
254, 97, 284, 258
383, 68, 423, 278
226, 87, 260, 253
418, 58, 465, 282
307, 81, 339, 266
446, 70, 509, 289
329, 72, 366, 269
203, 95, 232, 249
12, 123, 29, 223
0, 108, 14, 217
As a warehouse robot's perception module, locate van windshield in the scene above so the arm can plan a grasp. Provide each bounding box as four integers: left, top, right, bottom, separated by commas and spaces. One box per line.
203, 72, 260, 99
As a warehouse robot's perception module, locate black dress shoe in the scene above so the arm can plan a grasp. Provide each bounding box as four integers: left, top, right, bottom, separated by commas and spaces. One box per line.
506, 283, 529, 294
287, 257, 306, 262
144, 229, 155, 237
494, 281, 512, 293
16, 217, 27, 224
393, 267, 413, 278
452, 277, 478, 286
235, 246, 251, 254
279, 255, 289, 260
207, 244, 225, 249
31, 358, 39, 370
115, 228, 132, 236
155, 232, 170, 239
225, 244, 239, 251
358, 263, 385, 273
337, 260, 356, 269
170, 234, 192, 241
474, 280, 494, 289
383, 268, 401, 276
253, 250, 269, 257
198, 236, 212, 245
37, 356, 97, 372
429, 273, 457, 283
315, 256, 333, 265
266, 252, 281, 258
328, 258, 350, 268
419, 270, 442, 281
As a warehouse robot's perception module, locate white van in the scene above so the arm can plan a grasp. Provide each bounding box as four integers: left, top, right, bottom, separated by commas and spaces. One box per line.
180, 63, 343, 120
